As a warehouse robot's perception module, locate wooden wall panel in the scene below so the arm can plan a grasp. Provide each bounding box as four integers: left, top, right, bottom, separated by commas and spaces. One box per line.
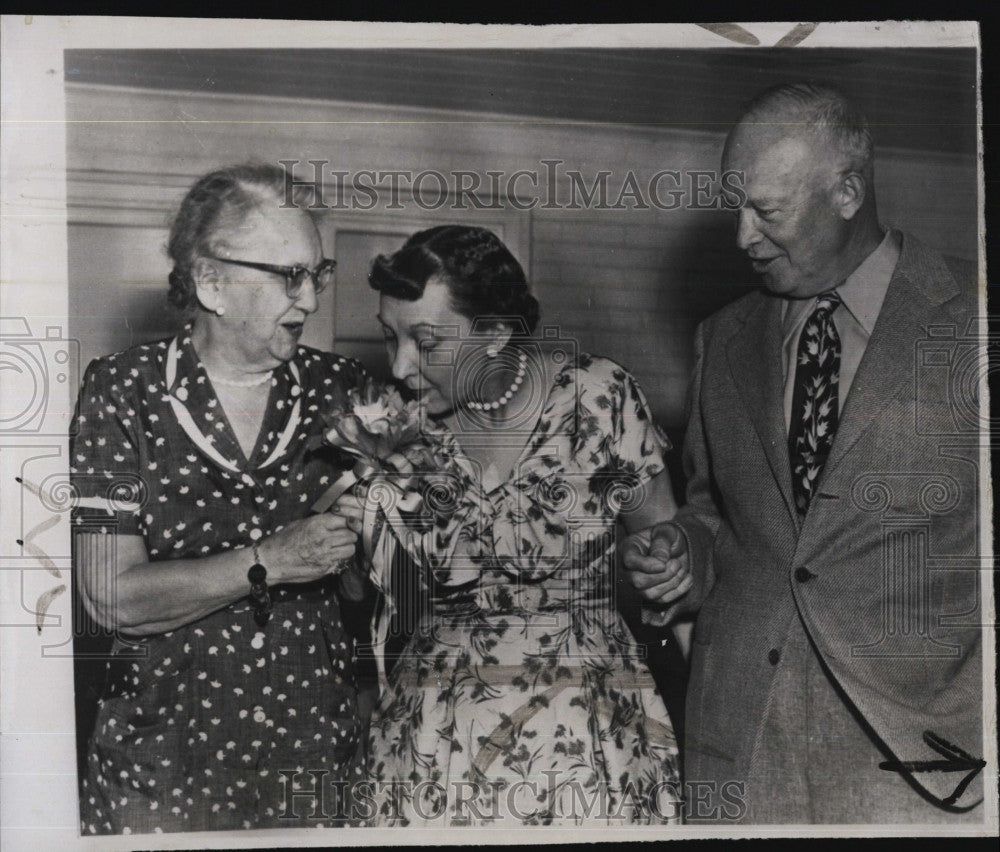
66, 83, 979, 434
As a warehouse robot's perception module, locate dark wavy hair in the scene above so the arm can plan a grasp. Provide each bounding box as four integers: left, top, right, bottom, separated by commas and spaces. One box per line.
368, 225, 540, 336
166, 163, 312, 310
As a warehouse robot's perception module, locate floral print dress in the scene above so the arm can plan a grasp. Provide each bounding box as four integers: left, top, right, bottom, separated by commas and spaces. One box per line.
366, 354, 680, 825
71, 328, 368, 834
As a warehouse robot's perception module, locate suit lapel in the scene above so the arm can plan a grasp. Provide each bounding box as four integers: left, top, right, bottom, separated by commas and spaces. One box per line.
726, 294, 800, 525
821, 274, 917, 475
824, 233, 960, 478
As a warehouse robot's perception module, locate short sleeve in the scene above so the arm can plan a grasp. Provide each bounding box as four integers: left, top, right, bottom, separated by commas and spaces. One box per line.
306, 349, 371, 419
329, 352, 370, 394
70, 359, 144, 535
607, 366, 671, 485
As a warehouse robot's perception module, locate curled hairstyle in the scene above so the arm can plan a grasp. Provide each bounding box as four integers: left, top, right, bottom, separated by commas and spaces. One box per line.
166, 163, 312, 309
740, 82, 875, 177
368, 225, 540, 337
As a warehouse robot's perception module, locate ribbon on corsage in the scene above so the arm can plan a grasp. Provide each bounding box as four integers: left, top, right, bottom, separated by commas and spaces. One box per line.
308, 377, 437, 688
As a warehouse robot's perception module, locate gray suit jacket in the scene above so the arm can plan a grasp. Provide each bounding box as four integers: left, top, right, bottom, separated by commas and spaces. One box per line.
649, 232, 985, 813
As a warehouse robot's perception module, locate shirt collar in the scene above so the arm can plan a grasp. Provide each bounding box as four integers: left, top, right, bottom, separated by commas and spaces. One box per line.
835, 229, 900, 335
782, 229, 901, 335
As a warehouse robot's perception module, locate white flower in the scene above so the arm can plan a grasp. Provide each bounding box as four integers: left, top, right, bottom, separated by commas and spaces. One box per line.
352, 400, 393, 435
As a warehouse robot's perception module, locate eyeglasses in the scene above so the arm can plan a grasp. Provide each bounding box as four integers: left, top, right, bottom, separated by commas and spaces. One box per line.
207, 255, 337, 298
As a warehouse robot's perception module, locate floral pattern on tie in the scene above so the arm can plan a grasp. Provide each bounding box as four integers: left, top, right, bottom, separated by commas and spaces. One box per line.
789, 292, 842, 515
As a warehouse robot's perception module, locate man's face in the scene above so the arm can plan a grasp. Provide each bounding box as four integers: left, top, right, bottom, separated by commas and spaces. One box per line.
722, 124, 850, 299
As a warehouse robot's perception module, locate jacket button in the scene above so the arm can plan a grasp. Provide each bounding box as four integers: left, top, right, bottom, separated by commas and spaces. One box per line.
768, 648, 781, 665
794, 566, 816, 583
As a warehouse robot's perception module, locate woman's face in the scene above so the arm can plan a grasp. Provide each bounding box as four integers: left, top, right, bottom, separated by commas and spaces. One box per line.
378, 279, 485, 416
204, 205, 323, 368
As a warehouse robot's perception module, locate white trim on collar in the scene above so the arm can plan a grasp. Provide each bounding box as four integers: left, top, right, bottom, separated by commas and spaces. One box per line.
164, 337, 302, 476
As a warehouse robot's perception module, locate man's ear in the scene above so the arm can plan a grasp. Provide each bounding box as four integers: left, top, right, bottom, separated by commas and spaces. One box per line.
835, 171, 868, 221
192, 257, 224, 315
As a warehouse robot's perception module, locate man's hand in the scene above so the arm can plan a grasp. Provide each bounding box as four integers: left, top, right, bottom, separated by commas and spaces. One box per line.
622, 521, 692, 606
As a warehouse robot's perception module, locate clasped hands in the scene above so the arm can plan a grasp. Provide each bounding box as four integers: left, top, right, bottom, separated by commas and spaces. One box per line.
333, 492, 694, 606
621, 521, 692, 606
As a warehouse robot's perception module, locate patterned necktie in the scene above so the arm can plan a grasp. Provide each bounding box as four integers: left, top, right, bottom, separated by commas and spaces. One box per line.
788, 291, 842, 515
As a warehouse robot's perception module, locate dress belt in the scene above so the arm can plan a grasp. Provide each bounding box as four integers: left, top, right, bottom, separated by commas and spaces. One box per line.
390, 661, 659, 689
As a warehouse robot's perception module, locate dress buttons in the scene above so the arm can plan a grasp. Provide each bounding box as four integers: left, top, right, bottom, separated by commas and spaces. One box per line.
253, 706, 267, 723
794, 566, 817, 583
768, 648, 781, 665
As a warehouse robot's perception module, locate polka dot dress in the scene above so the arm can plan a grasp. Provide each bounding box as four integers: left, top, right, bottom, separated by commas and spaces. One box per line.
71, 328, 367, 834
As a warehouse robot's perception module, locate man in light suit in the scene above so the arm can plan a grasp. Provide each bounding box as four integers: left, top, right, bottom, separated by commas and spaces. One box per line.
625, 83, 987, 823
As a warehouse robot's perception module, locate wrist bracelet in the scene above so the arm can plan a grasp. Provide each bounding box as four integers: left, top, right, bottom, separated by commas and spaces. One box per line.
248, 543, 272, 627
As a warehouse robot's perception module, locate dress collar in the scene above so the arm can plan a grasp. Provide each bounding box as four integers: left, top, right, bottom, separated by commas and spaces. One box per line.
422, 354, 579, 489
163, 324, 303, 476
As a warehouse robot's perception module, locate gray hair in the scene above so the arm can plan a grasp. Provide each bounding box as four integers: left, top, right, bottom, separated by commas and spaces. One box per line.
738, 82, 874, 177
166, 163, 315, 310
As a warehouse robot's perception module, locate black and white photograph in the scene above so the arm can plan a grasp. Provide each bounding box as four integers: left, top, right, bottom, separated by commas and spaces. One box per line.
0, 16, 995, 847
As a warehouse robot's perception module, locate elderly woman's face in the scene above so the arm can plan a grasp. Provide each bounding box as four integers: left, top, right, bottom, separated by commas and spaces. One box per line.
208, 206, 323, 367
378, 279, 484, 416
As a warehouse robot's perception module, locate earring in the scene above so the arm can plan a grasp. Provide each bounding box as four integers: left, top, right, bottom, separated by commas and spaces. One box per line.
215, 305, 226, 317
486, 345, 498, 358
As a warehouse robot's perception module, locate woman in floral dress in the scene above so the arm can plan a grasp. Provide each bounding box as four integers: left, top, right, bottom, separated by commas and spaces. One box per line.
72, 164, 368, 834
350, 226, 688, 825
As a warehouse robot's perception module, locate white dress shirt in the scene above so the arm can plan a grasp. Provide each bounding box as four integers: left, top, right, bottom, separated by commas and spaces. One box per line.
781, 229, 901, 434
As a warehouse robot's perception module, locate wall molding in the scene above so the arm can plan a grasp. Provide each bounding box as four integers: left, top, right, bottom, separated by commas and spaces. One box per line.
66, 166, 532, 272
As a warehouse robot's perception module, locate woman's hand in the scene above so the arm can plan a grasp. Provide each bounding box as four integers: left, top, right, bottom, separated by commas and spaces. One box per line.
329, 487, 370, 601
260, 513, 360, 585
622, 521, 692, 606
331, 485, 366, 536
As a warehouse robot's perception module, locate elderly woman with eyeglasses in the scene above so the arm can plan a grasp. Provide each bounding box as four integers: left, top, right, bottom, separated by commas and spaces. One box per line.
72, 164, 367, 834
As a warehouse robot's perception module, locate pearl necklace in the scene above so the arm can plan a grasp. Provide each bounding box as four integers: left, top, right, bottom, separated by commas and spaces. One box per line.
466, 350, 528, 411
206, 367, 274, 389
